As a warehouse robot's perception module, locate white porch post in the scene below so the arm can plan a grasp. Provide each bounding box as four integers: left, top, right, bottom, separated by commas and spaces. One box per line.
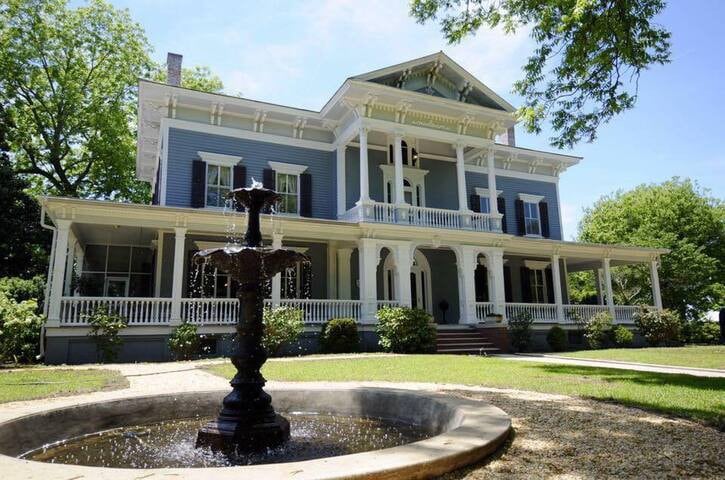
336, 144, 347, 217
337, 248, 353, 300
487, 148, 502, 230
357, 127, 370, 203
271, 233, 283, 305
602, 258, 615, 316
358, 239, 378, 323
63, 236, 77, 296
47, 219, 72, 327
170, 227, 187, 325
154, 230, 164, 297
551, 254, 564, 320
650, 257, 663, 310
393, 134, 405, 205
393, 244, 412, 307
455, 143, 468, 211
457, 246, 477, 323
73, 243, 84, 296
485, 248, 506, 322
562, 257, 570, 304
327, 241, 338, 299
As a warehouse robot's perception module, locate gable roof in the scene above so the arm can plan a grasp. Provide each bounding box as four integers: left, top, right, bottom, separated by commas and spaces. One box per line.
351, 52, 516, 113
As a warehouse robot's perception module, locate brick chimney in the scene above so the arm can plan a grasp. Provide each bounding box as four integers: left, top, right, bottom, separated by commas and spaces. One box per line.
166, 52, 182, 87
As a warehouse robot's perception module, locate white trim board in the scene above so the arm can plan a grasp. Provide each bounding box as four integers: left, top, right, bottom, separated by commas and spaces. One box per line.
475, 187, 502, 197
465, 164, 559, 184
269, 161, 308, 175
518, 193, 545, 203
198, 151, 242, 167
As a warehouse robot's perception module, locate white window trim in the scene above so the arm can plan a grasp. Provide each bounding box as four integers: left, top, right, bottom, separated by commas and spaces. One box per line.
379, 164, 428, 206
475, 187, 502, 197
204, 163, 234, 210
518, 193, 545, 204
268, 161, 308, 175
524, 260, 551, 270
198, 151, 243, 168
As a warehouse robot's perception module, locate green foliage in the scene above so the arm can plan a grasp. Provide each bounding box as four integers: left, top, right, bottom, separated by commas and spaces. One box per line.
168, 322, 200, 360
85, 307, 127, 362
376, 307, 436, 354
320, 317, 359, 354
634, 308, 683, 347
508, 311, 534, 352
0, 0, 152, 201
0, 292, 44, 363
546, 325, 568, 352
262, 306, 304, 356
584, 311, 613, 350
682, 320, 720, 345
150, 64, 225, 93
613, 325, 635, 347
567, 271, 598, 305
0, 276, 45, 305
579, 178, 724, 320
409, 0, 671, 148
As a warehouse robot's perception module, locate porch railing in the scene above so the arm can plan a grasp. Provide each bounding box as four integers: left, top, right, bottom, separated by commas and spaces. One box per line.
561, 304, 610, 324
407, 205, 460, 229
59, 297, 172, 326
181, 298, 238, 325
474, 302, 495, 320
505, 302, 558, 323
264, 299, 362, 324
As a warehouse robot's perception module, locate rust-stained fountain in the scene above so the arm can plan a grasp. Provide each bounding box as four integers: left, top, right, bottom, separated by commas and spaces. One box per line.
193, 182, 309, 453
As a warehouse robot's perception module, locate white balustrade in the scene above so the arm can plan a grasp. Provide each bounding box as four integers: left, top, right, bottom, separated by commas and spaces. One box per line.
59, 297, 172, 325
376, 300, 401, 310
181, 298, 238, 325
372, 202, 396, 223
505, 302, 558, 323
407, 205, 460, 229
263, 299, 362, 324
614, 305, 654, 324
561, 304, 610, 324
474, 302, 495, 320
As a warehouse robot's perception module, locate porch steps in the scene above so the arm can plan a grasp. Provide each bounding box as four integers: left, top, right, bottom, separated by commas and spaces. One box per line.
436, 328, 500, 355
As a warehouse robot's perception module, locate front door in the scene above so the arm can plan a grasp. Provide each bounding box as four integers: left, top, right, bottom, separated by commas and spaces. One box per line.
409, 266, 429, 312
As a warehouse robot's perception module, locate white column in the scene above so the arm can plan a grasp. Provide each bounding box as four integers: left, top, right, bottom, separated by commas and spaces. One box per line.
47, 219, 72, 326
393, 244, 412, 307
455, 143, 468, 211
650, 258, 663, 310
487, 148, 500, 215
271, 233, 283, 305
457, 246, 477, 323
358, 239, 378, 323
551, 254, 563, 321
486, 248, 506, 321
327, 241, 338, 299
154, 231, 164, 297
63, 236, 76, 296
562, 257, 570, 304
393, 134, 405, 205
73, 243, 84, 296
357, 127, 370, 203
170, 227, 187, 325
336, 144, 347, 217
602, 258, 615, 316
337, 248, 353, 300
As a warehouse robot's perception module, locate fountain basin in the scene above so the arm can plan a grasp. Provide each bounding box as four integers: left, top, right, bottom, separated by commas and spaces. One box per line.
0, 386, 511, 479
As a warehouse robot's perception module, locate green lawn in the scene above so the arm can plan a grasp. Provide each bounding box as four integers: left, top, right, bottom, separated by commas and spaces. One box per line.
207, 355, 725, 428
558, 345, 725, 369
0, 368, 128, 403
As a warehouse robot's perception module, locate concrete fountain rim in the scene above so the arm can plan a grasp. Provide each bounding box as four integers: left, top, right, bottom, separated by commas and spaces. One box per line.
0, 385, 511, 480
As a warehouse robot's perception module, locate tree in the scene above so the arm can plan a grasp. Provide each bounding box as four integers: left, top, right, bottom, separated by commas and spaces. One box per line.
578, 178, 724, 320
0, 105, 50, 278
0, 0, 152, 202
410, 0, 671, 148
150, 65, 225, 94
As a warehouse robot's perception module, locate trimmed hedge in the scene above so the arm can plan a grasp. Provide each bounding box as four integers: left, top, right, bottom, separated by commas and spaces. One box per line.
546, 325, 569, 352
320, 317, 359, 353
376, 307, 436, 353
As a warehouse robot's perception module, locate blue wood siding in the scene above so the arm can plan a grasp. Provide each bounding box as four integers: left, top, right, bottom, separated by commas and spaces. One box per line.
165, 128, 336, 219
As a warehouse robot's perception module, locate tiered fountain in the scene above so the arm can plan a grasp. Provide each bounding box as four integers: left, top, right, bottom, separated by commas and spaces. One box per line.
194, 183, 309, 453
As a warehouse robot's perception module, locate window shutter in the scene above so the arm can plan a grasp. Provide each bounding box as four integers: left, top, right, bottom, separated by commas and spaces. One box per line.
497, 197, 507, 233
520, 267, 532, 303
233, 165, 246, 212
299, 173, 312, 217
515, 199, 525, 236
262, 168, 275, 190
539, 202, 550, 238
474, 265, 488, 302
191, 160, 206, 208
469, 194, 481, 212
503, 266, 513, 302
545, 267, 555, 303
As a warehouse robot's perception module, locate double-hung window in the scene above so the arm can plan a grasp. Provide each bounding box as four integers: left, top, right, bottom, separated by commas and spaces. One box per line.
276, 172, 299, 214
206, 164, 232, 208
480, 197, 491, 214
524, 202, 541, 235
529, 269, 546, 303
475, 188, 501, 215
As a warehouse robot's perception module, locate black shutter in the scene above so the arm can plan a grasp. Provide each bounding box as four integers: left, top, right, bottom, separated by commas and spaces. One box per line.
539, 202, 550, 238
262, 168, 275, 190
545, 267, 555, 303
191, 160, 206, 208
497, 197, 507, 233
299, 173, 312, 217
233, 165, 246, 212
520, 267, 532, 303
474, 265, 488, 302
515, 199, 525, 236
503, 266, 513, 302
470, 194, 481, 212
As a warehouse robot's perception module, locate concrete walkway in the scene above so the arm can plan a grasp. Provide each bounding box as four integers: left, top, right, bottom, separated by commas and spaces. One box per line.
497, 353, 725, 378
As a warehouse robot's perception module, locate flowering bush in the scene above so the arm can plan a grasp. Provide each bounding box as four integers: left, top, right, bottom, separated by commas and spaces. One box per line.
376, 307, 436, 353
85, 307, 127, 362
634, 308, 683, 346
0, 292, 43, 363
168, 322, 200, 360
262, 306, 304, 355
584, 311, 613, 349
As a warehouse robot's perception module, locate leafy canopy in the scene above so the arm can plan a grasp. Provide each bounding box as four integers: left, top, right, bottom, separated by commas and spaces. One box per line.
150, 65, 225, 94
410, 0, 672, 148
578, 178, 724, 320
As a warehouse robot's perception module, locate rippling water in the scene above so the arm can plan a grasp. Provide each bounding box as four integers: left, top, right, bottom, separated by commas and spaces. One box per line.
22, 413, 428, 468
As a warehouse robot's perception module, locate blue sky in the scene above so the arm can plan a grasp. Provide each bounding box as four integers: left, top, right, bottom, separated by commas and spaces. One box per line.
108, 0, 724, 239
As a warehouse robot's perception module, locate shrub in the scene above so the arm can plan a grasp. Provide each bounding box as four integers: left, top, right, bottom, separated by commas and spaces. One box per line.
546, 325, 568, 352
584, 311, 613, 349
0, 276, 45, 308
263, 306, 304, 356
85, 307, 127, 363
634, 308, 683, 347
0, 292, 44, 363
320, 317, 359, 353
168, 322, 200, 360
613, 325, 634, 347
508, 311, 534, 352
683, 320, 720, 345
376, 307, 436, 353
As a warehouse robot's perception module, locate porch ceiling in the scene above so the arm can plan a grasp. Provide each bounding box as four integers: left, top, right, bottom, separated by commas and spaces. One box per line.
72, 223, 157, 247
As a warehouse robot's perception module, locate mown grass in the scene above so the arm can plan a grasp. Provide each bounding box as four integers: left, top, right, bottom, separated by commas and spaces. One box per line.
558, 345, 725, 369
207, 355, 725, 428
0, 368, 128, 403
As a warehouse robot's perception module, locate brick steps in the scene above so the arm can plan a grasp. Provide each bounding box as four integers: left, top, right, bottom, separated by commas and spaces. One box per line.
436, 328, 500, 355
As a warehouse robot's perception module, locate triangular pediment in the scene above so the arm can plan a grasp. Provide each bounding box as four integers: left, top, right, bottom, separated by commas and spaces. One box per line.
351, 52, 514, 112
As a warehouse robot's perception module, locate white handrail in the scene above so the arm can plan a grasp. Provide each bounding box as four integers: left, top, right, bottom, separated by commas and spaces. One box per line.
181, 298, 238, 325
505, 302, 558, 323
407, 205, 460, 229
474, 302, 495, 320
59, 297, 172, 325
561, 304, 610, 324
263, 299, 362, 324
